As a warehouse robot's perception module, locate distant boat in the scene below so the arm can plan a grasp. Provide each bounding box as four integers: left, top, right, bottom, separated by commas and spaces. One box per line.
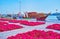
36, 13, 50, 21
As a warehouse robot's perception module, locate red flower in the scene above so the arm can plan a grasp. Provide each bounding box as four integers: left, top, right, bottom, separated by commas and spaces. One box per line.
46, 24, 60, 31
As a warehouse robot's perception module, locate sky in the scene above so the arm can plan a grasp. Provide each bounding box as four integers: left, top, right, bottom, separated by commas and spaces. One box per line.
0, 0, 20, 14
0, 0, 60, 14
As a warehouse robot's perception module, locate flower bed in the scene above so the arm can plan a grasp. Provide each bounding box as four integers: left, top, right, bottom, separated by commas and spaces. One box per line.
0, 18, 9, 21
19, 21, 45, 26
7, 30, 60, 39
0, 24, 23, 32
0, 21, 8, 25
9, 19, 20, 23
46, 24, 60, 31
0, 18, 45, 26
8, 19, 45, 26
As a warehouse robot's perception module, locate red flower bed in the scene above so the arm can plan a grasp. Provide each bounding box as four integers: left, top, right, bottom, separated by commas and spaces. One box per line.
0, 21, 8, 25
9, 20, 45, 26
9, 19, 20, 23
0, 24, 23, 32
20, 21, 45, 26
0, 18, 9, 21
7, 30, 60, 39
8, 20, 45, 26
0, 18, 45, 26
8, 19, 28, 23
29, 22, 45, 26
46, 24, 60, 31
